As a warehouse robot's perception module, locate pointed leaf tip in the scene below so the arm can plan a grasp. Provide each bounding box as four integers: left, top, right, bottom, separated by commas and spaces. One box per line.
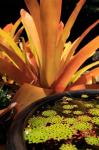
20, 9, 26, 17
3, 23, 13, 32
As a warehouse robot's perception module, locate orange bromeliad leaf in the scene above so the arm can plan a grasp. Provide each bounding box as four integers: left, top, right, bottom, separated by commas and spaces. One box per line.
0, 28, 25, 62
0, 43, 37, 84
20, 9, 42, 67
62, 0, 86, 43
62, 20, 99, 66
0, 57, 33, 84
3, 23, 13, 32
4, 0, 97, 114
40, 0, 62, 87
24, 0, 42, 43
14, 26, 24, 42
72, 67, 99, 85
0, 42, 26, 70
70, 61, 99, 84
56, 0, 86, 70
10, 18, 21, 37
14, 83, 52, 113
66, 84, 99, 91
55, 36, 99, 92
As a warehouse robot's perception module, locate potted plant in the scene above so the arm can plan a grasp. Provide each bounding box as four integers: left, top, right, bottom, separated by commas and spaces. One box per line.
6, 90, 99, 150
0, 0, 98, 149
0, 0, 98, 115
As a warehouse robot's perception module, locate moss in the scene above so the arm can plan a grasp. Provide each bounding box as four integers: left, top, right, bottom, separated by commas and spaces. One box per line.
89, 108, 99, 116
63, 104, 77, 110
73, 110, 83, 115
85, 136, 99, 146
63, 110, 71, 114
73, 122, 92, 131
92, 117, 99, 125
77, 115, 92, 122
59, 144, 78, 150
42, 110, 57, 117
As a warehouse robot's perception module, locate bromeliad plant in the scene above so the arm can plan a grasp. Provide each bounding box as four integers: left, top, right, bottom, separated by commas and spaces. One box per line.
0, 0, 99, 112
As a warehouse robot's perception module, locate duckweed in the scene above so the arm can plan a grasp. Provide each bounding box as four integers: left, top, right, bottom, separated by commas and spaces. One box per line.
63, 110, 71, 114
24, 127, 49, 143
73, 110, 83, 115
47, 115, 63, 124
81, 94, 89, 98
42, 110, 57, 117
24, 123, 75, 143
59, 144, 78, 150
92, 117, 99, 125
89, 108, 99, 116
63, 104, 77, 110
24, 94, 99, 149
84, 103, 94, 108
63, 118, 77, 125
28, 117, 47, 128
73, 122, 92, 131
77, 115, 92, 122
85, 136, 99, 146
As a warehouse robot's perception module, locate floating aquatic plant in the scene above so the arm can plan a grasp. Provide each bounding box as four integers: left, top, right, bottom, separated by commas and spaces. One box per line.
81, 94, 89, 99
24, 123, 76, 143
89, 108, 99, 116
42, 110, 57, 117
48, 115, 63, 124
24, 126, 49, 143
47, 123, 76, 141
24, 95, 99, 147
73, 122, 92, 131
92, 117, 99, 126
63, 110, 71, 114
84, 103, 94, 108
85, 136, 99, 146
73, 110, 84, 115
28, 116, 47, 128
77, 115, 92, 122
63, 118, 77, 125
63, 104, 77, 110
59, 143, 78, 150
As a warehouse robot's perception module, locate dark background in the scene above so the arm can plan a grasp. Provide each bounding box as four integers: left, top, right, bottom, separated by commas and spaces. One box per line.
0, 0, 98, 42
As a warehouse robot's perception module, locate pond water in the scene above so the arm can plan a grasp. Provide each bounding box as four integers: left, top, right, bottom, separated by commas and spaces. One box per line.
24, 94, 99, 150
